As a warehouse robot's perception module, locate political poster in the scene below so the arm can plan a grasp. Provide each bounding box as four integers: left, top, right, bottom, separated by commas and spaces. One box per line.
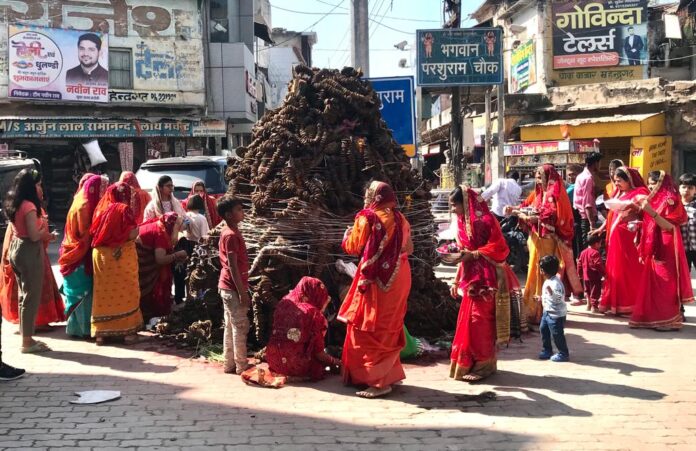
510, 39, 536, 93
416, 28, 503, 86
368, 76, 416, 158
9, 24, 109, 103
552, 0, 648, 69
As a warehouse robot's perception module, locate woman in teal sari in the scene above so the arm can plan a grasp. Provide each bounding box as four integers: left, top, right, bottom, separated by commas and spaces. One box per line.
58, 175, 107, 337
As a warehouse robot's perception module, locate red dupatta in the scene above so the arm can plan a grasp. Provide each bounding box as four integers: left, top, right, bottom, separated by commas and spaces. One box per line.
138, 212, 179, 251
270, 277, 329, 350
188, 181, 222, 228
640, 172, 688, 261
91, 183, 136, 248
531, 164, 575, 244
354, 181, 404, 293
455, 186, 509, 294
606, 167, 649, 242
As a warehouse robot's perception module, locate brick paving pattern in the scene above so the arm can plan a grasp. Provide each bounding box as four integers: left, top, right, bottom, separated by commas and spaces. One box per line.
1, 263, 695, 450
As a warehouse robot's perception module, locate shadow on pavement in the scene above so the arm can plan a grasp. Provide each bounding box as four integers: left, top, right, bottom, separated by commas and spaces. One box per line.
564, 332, 663, 376
0, 372, 537, 448
40, 350, 178, 374
490, 370, 665, 401
393, 384, 592, 418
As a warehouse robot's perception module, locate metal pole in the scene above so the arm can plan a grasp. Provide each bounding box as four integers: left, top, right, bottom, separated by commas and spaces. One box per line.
497, 82, 505, 180
350, 0, 370, 76
484, 88, 492, 185
446, 0, 462, 186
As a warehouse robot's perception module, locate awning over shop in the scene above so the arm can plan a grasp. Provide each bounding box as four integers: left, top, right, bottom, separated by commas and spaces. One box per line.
520, 112, 666, 141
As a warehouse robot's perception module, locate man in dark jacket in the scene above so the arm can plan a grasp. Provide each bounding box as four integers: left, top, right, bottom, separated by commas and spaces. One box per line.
65, 33, 108, 85
623, 26, 644, 66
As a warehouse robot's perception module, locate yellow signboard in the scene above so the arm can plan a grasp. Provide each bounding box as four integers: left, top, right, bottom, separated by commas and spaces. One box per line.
629, 136, 672, 180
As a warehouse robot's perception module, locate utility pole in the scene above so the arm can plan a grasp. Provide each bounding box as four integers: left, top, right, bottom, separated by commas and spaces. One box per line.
351, 0, 370, 76
445, 0, 462, 185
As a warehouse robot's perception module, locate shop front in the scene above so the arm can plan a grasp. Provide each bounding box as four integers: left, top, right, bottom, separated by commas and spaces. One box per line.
517, 112, 671, 181
504, 139, 598, 183
0, 117, 226, 221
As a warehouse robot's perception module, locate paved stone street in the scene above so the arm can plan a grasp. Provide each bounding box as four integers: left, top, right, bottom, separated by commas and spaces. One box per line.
1, 263, 695, 451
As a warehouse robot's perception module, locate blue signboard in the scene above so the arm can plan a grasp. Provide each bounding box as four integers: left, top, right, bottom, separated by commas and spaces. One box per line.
368, 76, 416, 158
416, 28, 504, 86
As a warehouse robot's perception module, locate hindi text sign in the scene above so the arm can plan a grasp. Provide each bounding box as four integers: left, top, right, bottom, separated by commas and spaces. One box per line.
9, 24, 109, 102
552, 0, 648, 69
368, 76, 416, 158
417, 28, 503, 87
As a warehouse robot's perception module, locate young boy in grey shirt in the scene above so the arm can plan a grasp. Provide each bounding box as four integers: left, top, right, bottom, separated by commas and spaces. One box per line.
538, 255, 569, 362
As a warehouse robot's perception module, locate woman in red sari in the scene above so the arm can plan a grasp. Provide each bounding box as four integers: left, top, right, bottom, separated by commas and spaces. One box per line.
507, 164, 582, 325
266, 277, 340, 380
338, 181, 413, 398
119, 171, 151, 224
188, 181, 222, 228
449, 186, 518, 382
137, 212, 187, 320
629, 171, 694, 330
592, 166, 649, 315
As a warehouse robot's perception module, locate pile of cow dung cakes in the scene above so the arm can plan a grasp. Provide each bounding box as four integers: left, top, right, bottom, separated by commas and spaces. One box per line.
158, 65, 457, 349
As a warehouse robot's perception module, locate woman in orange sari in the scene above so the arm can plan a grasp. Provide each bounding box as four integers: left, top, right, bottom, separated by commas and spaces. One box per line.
90, 182, 143, 344
507, 164, 582, 326
338, 181, 413, 398
119, 171, 150, 224
59, 174, 108, 337
592, 166, 649, 315
449, 186, 518, 382
630, 171, 694, 330
0, 182, 65, 329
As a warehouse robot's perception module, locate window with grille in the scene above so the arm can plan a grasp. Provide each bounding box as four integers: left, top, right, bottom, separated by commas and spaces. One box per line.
210, 0, 229, 43
109, 49, 132, 89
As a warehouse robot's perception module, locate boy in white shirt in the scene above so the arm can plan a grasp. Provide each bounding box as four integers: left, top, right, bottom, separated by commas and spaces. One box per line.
538, 255, 570, 362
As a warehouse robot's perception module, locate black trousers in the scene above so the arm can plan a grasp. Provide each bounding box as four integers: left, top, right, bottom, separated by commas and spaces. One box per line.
580, 218, 593, 251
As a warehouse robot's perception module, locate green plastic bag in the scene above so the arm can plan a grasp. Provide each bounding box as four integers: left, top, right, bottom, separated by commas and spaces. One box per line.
400, 325, 420, 360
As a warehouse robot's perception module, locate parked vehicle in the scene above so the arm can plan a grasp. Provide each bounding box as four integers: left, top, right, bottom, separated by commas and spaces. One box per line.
136, 156, 228, 200
500, 215, 528, 273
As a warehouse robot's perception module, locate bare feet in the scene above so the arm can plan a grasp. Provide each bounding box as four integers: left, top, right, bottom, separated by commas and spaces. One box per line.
95, 337, 105, 346
356, 385, 392, 398
123, 334, 139, 345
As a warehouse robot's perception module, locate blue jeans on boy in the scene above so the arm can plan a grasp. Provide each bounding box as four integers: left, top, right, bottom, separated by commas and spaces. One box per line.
540, 312, 569, 357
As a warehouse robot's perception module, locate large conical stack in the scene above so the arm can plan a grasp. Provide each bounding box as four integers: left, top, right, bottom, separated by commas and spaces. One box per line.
158, 65, 457, 348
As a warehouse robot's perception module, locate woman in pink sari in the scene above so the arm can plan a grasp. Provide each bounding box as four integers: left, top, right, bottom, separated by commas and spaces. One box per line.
593, 166, 649, 315
449, 186, 519, 382
630, 171, 694, 330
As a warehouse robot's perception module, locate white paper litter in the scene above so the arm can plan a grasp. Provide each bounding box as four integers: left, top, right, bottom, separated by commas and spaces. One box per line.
70, 391, 121, 405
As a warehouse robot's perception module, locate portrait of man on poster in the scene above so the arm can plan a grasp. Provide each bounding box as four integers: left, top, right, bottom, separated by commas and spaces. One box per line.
65, 33, 109, 85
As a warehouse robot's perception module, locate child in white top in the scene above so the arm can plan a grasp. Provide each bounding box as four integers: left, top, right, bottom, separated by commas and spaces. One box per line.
538, 255, 570, 362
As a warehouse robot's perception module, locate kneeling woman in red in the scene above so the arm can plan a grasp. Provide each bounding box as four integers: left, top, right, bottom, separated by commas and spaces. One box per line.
630, 171, 695, 330
265, 277, 340, 380
449, 186, 517, 382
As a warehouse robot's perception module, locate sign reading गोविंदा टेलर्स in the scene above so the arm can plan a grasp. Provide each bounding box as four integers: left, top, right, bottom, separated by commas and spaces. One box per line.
9, 24, 109, 103
416, 28, 503, 87
552, 0, 648, 69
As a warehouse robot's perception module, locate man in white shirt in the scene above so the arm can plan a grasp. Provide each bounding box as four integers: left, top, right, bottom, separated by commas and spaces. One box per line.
481, 171, 522, 219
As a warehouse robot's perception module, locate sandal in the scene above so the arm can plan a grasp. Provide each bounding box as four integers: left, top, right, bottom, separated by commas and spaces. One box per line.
21, 340, 51, 354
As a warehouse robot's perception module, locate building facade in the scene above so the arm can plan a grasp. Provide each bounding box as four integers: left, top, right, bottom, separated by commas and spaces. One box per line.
469, 0, 696, 181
